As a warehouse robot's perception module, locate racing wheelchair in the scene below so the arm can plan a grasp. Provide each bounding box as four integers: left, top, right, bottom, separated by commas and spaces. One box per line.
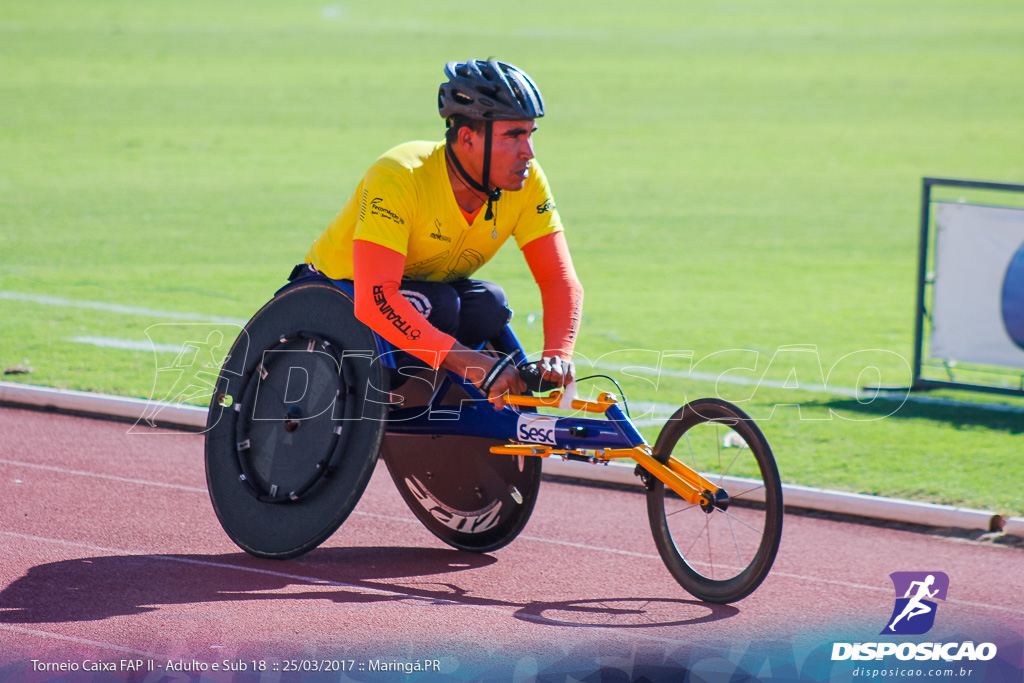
204, 277, 783, 604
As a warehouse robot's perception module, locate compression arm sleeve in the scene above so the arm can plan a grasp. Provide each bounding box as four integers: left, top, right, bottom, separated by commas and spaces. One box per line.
352, 239, 455, 368
521, 231, 584, 359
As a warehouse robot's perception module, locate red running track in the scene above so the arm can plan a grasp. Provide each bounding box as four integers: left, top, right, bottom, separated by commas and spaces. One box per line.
0, 405, 1022, 682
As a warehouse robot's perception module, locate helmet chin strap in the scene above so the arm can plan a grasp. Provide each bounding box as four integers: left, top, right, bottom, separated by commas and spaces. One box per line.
446, 120, 501, 221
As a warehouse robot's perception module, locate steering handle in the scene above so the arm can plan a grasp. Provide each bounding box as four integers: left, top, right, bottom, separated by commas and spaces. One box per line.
518, 362, 562, 394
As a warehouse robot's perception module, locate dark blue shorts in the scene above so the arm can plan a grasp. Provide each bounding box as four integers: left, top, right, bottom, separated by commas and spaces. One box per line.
287, 264, 512, 383
394, 278, 512, 349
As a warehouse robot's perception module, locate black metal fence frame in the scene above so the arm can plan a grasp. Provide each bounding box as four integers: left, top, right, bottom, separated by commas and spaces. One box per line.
911, 177, 1024, 396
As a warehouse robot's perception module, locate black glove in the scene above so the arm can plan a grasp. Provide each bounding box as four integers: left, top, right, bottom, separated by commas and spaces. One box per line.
518, 362, 562, 393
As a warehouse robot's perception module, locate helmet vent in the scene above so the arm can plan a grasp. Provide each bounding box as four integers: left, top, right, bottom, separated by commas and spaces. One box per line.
507, 79, 526, 106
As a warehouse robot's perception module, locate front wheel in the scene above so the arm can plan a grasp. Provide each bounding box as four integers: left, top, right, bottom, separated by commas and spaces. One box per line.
645, 398, 783, 603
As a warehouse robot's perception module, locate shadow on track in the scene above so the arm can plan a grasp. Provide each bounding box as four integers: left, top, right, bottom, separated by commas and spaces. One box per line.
0, 547, 737, 629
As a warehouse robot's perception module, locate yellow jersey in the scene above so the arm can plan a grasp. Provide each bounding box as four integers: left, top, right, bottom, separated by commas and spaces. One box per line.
306, 141, 562, 282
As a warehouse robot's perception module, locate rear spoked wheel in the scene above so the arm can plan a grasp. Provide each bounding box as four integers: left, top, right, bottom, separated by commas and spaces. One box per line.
645, 398, 782, 603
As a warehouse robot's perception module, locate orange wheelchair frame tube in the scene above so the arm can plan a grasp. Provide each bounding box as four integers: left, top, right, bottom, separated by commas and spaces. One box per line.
489, 391, 723, 508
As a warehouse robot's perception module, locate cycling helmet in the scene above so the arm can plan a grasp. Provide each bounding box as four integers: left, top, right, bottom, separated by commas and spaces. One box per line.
438, 59, 545, 122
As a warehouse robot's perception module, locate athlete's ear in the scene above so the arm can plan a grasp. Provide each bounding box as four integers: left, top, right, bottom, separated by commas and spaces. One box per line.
456, 124, 477, 150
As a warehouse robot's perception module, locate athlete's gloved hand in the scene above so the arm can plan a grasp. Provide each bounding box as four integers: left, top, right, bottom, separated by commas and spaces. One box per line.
479, 353, 526, 410
518, 363, 560, 393
518, 357, 574, 394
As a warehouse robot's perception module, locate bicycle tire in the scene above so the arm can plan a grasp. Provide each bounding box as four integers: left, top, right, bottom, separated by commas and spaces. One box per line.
645, 398, 782, 603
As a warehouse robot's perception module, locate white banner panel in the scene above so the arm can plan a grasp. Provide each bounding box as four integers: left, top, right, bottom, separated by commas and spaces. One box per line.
930, 202, 1024, 369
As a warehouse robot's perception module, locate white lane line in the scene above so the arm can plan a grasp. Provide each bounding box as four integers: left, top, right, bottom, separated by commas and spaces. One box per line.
0, 459, 207, 494
6, 289, 1022, 415
0, 531, 725, 648
0, 291, 247, 325
0, 623, 170, 660
522, 538, 1024, 615
0, 459, 420, 523
5, 460, 1021, 618
768, 569, 1024, 617
0, 531, 439, 600
351, 510, 419, 524
69, 336, 184, 354
595, 362, 1024, 413
593, 361, 864, 397
0, 531, 523, 621
519, 535, 660, 561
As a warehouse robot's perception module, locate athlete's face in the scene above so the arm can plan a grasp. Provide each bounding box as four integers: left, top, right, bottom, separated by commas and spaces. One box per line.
462, 119, 537, 192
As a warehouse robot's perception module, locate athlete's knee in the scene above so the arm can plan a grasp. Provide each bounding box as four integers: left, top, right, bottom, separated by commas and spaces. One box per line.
399, 281, 460, 337
456, 280, 512, 345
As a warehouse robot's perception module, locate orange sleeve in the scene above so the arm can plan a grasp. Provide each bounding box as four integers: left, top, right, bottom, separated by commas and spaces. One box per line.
352, 239, 455, 369
521, 231, 584, 359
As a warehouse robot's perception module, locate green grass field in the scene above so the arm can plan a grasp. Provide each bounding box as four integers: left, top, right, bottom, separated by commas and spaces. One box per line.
2, 0, 1023, 516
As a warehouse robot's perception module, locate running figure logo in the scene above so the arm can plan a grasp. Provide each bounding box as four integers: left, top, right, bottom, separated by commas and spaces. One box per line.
881, 571, 949, 635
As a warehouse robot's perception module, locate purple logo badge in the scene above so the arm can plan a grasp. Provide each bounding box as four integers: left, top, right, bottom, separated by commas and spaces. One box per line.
881, 572, 949, 635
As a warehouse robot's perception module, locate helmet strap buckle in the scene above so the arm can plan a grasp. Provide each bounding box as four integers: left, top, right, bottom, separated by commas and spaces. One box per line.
480, 120, 499, 221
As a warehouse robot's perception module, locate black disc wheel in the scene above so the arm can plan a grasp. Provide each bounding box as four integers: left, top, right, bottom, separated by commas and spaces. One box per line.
383, 364, 542, 553
383, 433, 542, 553
204, 282, 388, 559
645, 398, 782, 603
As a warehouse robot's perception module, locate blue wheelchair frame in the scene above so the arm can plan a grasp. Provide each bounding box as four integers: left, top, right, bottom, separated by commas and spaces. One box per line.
321, 279, 648, 458
212, 272, 781, 603
385, 325, 647, 454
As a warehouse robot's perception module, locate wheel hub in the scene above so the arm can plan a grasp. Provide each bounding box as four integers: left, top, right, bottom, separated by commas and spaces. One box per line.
699, 488, 730, 513
283, 406, 302, 433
